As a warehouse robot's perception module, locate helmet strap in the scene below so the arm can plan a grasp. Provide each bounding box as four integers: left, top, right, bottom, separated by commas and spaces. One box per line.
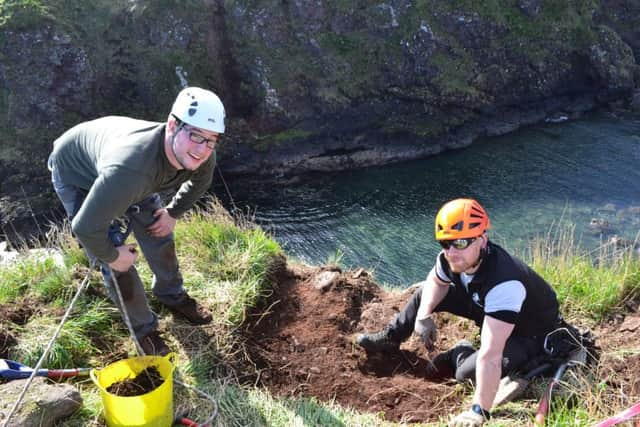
470, 236, 488, 269
471, 248, 485, 269
170, 123, 188, 170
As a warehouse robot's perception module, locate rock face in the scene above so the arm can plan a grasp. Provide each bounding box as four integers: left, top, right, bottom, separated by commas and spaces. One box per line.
0, 0, 639, 234
0, 377, 82, 427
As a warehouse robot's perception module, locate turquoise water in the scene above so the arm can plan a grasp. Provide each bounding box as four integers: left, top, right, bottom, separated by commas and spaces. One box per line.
217, 112, 640, 286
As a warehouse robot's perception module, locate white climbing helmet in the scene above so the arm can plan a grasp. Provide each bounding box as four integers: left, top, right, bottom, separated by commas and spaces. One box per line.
171, 87, 225, 133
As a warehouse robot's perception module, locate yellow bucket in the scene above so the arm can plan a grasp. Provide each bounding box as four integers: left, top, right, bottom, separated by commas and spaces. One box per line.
90, 353, 176, 427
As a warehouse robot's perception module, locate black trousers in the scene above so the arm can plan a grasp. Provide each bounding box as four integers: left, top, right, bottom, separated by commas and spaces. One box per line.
388, 284, 545, 382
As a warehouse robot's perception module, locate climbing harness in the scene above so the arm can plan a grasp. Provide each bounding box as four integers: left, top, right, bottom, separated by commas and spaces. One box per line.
530, 318, 595, 425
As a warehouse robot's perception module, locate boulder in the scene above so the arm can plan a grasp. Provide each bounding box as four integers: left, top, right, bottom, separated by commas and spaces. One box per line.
311, 270, 340, 292
0, 377, 82, 427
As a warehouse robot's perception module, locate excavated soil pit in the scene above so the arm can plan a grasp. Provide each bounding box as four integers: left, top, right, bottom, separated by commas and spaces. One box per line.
243, 265, 467, 423
242, 263, 640, 424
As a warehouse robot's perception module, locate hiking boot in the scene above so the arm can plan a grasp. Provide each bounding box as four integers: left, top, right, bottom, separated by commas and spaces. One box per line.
356, 327, 400, 353
165, 293, 212, 325
140, 330, 171, 356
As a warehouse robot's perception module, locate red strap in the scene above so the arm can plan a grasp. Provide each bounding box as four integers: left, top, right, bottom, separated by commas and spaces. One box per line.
592, 401, 640, 427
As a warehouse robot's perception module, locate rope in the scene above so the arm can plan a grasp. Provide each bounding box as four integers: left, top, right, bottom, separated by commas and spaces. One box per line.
107, 266, 145, 355
175, 378, 219, 426
108, 266, 218, 426
1, 259, 96, 427
216, 165, 238, 214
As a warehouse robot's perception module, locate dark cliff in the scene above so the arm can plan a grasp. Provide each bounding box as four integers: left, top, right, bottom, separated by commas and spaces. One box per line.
0, 0, 638, 234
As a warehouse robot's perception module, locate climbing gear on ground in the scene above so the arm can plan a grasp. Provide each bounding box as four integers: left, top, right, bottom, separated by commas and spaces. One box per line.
543, 317, 597, 362
591, 400, 640, 427
356, 326, 400, 353
493, 362, 553, 406
0, 359, 90, 381
435, 198, 491, 241
140, 330, 171, 356
534, 346, 588, 425
171, 87, 226, 134
165, 293, 213, 325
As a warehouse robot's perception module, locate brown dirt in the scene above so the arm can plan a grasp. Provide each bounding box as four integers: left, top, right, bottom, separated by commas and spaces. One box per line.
243, 264, 470, 423
0, 297, 38, 325
0, 327, 17, 359
106, 366, 164, 397
0, 297, 36, 359
242, 263, 640, 424
1, 262, 639, 424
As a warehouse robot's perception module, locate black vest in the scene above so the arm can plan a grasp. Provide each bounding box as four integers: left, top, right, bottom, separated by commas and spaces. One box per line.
440, 242, 559, 337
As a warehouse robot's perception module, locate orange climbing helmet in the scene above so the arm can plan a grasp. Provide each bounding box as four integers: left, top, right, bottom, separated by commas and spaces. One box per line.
435, 198, 491, 240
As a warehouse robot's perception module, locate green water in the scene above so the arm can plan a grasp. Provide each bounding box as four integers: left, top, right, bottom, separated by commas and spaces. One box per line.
218, 112, 640, 286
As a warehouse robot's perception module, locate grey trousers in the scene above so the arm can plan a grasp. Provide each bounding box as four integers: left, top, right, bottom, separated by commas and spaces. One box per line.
50, 167, 185, 339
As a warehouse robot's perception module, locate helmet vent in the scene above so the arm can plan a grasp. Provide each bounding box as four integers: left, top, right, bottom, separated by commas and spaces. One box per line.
188, 101, 198, 116
452, 221, 464, 231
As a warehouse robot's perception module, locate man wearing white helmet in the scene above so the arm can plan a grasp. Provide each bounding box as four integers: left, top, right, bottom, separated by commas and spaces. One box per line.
48, 87, 225, 355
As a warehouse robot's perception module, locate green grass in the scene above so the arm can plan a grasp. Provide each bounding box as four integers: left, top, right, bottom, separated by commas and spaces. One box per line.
10, 299, 116, 368
2, 208, 640, 426
527, 222, 640, 323
0, 255, 69, 303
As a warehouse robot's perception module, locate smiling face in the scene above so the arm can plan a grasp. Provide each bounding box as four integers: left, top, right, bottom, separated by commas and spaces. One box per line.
165, 116, 219, 171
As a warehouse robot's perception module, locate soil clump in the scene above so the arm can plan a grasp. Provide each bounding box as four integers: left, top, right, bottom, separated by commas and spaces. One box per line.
106, 366, 164, 397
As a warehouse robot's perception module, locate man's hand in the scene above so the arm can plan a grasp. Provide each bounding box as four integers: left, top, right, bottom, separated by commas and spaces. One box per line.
414, 317, 437, 351
448, 409, 486, 427
147, 208, 177, 238
108, 244, 138, 272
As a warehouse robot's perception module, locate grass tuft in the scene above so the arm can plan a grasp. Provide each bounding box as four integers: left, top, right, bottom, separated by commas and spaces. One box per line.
528, 220, 640, 323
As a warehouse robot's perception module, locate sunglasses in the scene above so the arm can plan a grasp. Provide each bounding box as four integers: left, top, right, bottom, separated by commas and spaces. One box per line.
439, 237, 478, 250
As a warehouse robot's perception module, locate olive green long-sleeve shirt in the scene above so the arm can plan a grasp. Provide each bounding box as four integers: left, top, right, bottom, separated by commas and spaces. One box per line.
48, 116, 215, 263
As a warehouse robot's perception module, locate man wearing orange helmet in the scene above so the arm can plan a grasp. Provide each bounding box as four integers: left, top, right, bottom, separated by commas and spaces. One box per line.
356, 198, 561, 426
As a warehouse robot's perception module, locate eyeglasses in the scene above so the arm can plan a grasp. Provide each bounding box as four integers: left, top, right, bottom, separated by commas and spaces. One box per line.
439, 237, 478, 250
182, 126, 218, 149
